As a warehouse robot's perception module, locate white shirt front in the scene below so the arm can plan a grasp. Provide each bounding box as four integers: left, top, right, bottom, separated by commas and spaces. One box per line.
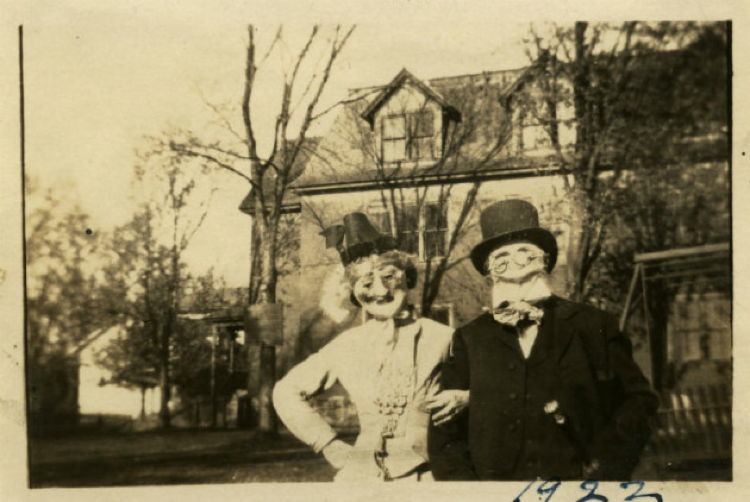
491, 273, 552, 359
517, 323, 539, 359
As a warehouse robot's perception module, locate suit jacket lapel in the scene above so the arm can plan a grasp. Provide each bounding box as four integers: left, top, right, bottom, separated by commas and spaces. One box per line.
481, 298, 582, 363
551, 296, 582, 361
486, 314, 526, 359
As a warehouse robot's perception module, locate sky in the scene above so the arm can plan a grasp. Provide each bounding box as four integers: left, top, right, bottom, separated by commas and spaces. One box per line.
3, 0, 746, 288
8, 2, 538, 288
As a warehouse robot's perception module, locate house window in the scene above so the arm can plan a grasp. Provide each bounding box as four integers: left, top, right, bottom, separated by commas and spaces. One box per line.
369, 206, 393, 236
424, 203, 448, 258
408, 110, 435, 160
397, 205, 420, 255
382, 116, 407, 162
395, 202, 447, 259
381, 111, 435, 162
368, 200, 448, 260
515, 109, 526, 153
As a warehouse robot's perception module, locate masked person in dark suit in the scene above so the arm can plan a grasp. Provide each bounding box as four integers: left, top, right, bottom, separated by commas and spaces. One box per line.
428, 199, 658, 481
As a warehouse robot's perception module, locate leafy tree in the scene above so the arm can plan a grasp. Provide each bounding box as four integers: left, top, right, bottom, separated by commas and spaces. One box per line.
515, 21, 728, 300
98, 149, 213, 428
26, 177, 108, 358
98, 270, 240, 421
25, 177, 111, 426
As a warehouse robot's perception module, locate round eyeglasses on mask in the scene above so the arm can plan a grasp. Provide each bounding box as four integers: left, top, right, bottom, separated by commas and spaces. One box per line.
487, 248, 546, 276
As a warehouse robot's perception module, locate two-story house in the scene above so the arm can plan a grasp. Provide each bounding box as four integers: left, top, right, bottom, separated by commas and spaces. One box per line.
291, 64, 577, 347
243, 44, 728, 391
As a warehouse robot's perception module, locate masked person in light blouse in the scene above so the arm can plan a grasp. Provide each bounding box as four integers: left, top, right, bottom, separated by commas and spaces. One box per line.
273, 212, 468, 481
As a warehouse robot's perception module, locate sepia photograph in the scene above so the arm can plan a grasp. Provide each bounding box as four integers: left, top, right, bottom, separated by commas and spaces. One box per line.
0, 1, 743, 500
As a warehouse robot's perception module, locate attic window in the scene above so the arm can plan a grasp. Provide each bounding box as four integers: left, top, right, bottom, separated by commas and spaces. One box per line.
381, 111, 435, 162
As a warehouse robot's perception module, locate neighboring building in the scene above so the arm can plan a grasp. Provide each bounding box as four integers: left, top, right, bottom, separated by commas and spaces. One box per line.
78, 326, 162, 420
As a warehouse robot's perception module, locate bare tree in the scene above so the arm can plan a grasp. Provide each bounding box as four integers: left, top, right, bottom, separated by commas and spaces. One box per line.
169, 25, 353, 302
304, 70, 518, 316
165, 25, 354, 432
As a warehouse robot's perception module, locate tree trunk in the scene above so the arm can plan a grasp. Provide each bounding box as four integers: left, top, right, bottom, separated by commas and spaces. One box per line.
249, 220, 263, 304
563, 193, 587, 301
245, 187, 279, 434
158, 355, 171, 428
647, 282, 671, 391
255, 235, 278, 435
158, 315, 172, 428
421, 259, 449, 318
139, 386, 146, 420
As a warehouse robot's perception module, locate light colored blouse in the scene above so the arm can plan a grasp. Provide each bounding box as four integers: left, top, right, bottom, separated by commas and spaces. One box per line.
272, 316, 454, 481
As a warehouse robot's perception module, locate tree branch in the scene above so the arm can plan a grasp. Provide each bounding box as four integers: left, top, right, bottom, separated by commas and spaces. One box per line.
310, 90, 378, 122
286, 25, 356, 177
242, 25, 259, 164
168, 141, 256, 186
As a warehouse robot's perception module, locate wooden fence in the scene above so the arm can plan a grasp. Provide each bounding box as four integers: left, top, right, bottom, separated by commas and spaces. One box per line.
648, 383, 731, 471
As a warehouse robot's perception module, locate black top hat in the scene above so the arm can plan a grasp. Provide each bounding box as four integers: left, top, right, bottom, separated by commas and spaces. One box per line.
320, 224, 346, 261
322, 213, 417, 301
470, 199, 558, 275
322, 212, 397, 266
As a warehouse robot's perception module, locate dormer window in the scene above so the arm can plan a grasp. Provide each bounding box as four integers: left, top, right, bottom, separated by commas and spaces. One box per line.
381, 111, 435, 163
361, 69, 460, 165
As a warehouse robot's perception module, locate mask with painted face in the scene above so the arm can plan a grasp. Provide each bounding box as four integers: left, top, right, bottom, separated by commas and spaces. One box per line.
348, 256, 409, 320
487, 242, 547, 284
487, 241, 552, 308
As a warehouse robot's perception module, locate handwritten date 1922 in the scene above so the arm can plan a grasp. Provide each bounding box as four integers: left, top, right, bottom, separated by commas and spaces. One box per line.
513, 479, 663, 502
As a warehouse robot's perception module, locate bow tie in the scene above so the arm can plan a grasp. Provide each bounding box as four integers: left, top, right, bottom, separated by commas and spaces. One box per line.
492, 301, 544, 327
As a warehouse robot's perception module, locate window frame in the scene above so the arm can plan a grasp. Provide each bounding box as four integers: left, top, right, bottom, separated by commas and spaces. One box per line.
367, 200, 448, 261
381, 115, 408, 162
380, 110, 437, 163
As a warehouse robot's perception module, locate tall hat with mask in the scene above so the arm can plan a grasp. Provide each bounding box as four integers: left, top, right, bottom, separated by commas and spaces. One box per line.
321, 213, 417, 304
470, 199, 558, 275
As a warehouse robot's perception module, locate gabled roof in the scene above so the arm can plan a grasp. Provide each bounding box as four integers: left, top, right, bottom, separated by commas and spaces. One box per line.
497, 51, 550, 107
292, 65, 532, 190
360, 68, 461, 126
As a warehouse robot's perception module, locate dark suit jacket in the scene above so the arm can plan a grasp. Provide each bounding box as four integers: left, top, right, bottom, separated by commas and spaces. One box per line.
428, 296, 658, 481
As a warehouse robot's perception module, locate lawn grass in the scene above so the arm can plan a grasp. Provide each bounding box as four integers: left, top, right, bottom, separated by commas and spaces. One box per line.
28, 428, 337, 486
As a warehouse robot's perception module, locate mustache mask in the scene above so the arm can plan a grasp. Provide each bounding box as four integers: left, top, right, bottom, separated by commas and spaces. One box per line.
358, 292, 395, 304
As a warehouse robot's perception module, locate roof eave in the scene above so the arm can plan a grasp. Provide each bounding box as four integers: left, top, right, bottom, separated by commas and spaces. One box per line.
360, 68, 456, 125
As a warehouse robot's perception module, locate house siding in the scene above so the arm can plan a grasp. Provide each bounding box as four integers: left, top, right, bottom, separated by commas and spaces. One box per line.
298, 173, 576, 331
